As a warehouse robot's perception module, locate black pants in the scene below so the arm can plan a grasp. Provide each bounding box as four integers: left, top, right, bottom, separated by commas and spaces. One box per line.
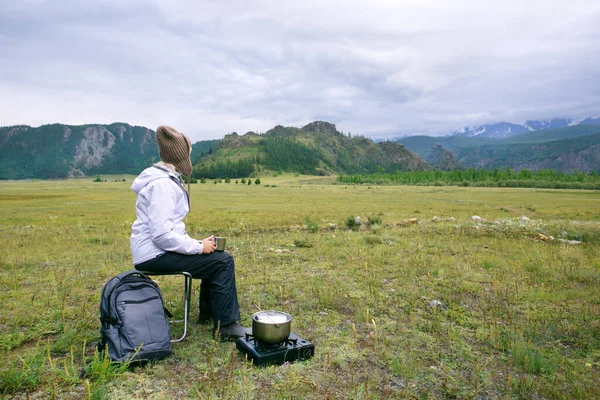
135, 251, 240, 329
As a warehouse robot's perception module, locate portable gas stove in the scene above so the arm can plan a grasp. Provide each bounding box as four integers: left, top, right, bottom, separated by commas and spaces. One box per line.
236, 332, 315, 366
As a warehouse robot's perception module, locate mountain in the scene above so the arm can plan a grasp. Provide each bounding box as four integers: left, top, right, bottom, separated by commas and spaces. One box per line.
192, 121, 427, 178
523, 118, 573, 131
426, 144, 464, 171
0, 123, 159, 180
0, 121, 428, 180
400, 125, 600, 157
502, 124, 600, 144
399, 124, 600, 173
452, 116, 600, 139
453, 122, 529, 138
579, 117, 600, 126
398, 135, 498, 159
456, 133, 600, 173
191, 139, 219, 164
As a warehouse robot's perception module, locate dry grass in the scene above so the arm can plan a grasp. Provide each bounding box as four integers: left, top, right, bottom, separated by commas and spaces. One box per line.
1, 176, 599, 399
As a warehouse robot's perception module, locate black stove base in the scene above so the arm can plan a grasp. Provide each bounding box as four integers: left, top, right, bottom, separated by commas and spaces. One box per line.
236, 332, 315, 366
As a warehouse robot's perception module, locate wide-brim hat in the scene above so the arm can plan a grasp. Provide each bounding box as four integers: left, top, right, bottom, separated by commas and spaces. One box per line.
155, 125, 193, 176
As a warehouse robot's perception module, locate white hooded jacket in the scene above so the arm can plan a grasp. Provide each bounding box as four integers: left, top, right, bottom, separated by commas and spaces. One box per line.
130, 165, 203, 264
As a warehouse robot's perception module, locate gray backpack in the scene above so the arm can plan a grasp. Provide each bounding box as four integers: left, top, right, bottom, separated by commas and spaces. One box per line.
99, 270, 172, 362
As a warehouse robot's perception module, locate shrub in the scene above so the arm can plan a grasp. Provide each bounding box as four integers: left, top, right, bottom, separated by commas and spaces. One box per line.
241, 178, 246, 184
255, 178, 261, 185
346, 216, 361, 231
305, 216, 319, 233
367, 215, 383, 225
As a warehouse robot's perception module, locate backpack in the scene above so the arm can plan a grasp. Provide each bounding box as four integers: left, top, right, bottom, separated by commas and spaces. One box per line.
99, 270, 172, 362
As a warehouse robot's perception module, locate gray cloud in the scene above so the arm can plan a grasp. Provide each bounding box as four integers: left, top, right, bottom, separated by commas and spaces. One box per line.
1, 0, 599, 140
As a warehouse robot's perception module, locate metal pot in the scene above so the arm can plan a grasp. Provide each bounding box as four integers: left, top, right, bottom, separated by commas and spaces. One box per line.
252, 311, 292, 344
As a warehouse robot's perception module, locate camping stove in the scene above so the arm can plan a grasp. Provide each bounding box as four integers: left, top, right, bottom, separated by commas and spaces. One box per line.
236, 332, 315, 366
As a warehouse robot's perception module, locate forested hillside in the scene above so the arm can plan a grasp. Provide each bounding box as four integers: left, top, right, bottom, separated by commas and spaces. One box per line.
399, 125, 600, 173
192, 121, 427, 178
0, 123, 158, 179
3, 120, 597, 180
456, 133, 600, 173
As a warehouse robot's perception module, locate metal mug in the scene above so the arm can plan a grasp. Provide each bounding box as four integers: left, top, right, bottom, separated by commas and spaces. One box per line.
214, 236, 226, 251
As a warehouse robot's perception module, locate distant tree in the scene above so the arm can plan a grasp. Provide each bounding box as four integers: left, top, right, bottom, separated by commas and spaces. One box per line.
254, 178, 261, 185
241, 178, 246, 184
248, 179, 252, 185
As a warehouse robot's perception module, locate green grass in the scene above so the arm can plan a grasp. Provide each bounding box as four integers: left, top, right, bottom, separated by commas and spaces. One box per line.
1, 175, 599, 398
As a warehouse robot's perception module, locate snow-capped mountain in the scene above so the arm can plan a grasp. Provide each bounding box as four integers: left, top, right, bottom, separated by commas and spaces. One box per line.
452, 122, 529, 138
579, 117, 600, 125
524, 118, 573, 131
452, 117, 600, 138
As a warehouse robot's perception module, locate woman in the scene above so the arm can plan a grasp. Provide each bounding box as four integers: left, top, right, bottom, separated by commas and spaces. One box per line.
130, 125, 250, 340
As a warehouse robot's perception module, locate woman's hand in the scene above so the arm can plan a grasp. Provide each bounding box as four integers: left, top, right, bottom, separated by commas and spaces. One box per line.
201, 236, 217, 254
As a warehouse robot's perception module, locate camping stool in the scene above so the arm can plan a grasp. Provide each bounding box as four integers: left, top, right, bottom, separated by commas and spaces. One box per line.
138, 271, 192, 343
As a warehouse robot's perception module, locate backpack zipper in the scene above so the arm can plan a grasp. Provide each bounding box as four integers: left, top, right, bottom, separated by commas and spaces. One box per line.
119, 295, 160, 310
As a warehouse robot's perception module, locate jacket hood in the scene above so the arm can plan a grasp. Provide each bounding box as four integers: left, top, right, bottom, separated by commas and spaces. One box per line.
131, 166, 178, 194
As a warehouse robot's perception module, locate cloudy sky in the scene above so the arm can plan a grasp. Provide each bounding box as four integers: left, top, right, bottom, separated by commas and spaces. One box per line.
2, 0, 599, 141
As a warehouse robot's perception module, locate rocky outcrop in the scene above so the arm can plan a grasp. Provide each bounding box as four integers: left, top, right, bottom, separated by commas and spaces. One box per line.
140, 128, 154, 153
456, 133, 600, 173
426, 144, 463, 171
62, 126, 72, 142
302, 121, 338, 134
73, 126, 116, 169
0, 126, 29, 147
516, 143, 600, 173
378, 141, 427, 171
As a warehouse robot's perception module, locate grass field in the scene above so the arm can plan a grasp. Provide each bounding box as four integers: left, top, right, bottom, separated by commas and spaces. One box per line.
1, 175, 599, 399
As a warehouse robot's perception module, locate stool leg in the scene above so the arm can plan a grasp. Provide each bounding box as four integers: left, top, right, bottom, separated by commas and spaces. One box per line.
171, 272, 192, 343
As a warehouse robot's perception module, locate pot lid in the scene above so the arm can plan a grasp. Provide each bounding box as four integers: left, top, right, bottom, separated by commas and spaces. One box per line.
253, 311, 291, 324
